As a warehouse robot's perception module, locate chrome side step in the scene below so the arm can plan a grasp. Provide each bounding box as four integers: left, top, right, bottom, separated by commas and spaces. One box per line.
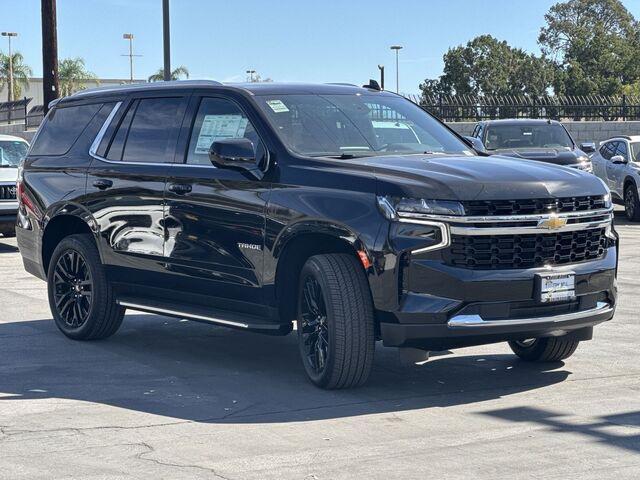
117, 299, 283, 331
448, 301, 613, 329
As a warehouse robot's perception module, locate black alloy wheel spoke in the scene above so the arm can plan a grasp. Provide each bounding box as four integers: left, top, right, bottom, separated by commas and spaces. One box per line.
300, 277, 329, 374
52, 249, 93, 328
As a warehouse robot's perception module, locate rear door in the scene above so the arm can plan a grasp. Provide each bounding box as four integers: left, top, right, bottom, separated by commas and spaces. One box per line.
85, 91, 189, 292
608, 141, 629, 197
162, 92, 271, 314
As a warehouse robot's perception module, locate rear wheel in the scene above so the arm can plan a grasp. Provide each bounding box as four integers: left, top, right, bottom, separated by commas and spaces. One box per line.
47, 234, 124, 340
508, 337, 579, 362
297, 254, 375, 389
624, 183, 640, 222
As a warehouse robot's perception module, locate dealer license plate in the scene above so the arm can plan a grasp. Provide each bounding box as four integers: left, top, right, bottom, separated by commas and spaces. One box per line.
537, 272, 576, 303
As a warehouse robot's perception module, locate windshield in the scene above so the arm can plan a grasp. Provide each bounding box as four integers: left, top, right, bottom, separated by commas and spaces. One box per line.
254, 94, 474, 158
631, 143, 640, 162
0, 140, 28, 167
484, 124, 574, 150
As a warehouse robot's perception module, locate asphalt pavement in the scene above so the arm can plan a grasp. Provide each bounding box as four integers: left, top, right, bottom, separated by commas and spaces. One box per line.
0, 210, 638, 479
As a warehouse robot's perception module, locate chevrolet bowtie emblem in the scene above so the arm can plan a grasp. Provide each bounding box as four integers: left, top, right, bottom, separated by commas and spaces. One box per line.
537, 216, 568, 230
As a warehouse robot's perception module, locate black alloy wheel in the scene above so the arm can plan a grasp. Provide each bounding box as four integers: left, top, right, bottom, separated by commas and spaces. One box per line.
52, 249, 93, 328
299, 275, 330, 375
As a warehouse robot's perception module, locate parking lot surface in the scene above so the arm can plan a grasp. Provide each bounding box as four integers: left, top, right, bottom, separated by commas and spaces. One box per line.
0, 211, 639, 479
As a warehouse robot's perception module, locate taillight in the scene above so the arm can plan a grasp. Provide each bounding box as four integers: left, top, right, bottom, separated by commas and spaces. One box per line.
17, 179, 35, 213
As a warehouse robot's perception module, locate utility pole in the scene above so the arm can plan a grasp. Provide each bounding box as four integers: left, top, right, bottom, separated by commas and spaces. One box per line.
162, 0, 171, 81
390, 45, 403, 94
122, 33, 141, 83
41, 0, 59, 113
378, 64, 385, 91
1, 32, 17, 102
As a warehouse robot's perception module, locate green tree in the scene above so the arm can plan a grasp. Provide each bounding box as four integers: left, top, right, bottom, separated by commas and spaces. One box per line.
148, 66, 190, 82
58, 57, 99, 97
419, 35, 555, 99
539, 0, 640, 96
0, 52, 32, 102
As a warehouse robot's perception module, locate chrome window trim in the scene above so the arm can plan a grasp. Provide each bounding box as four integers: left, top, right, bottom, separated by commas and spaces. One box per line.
88, 101, 122, 160
397, 217, 450, 253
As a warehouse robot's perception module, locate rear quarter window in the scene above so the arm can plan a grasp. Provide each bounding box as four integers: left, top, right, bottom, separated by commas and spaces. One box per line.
30, 103, 102, 156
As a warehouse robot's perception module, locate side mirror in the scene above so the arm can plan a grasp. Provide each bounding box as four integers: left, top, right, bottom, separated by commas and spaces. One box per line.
580, 142, 596, 154
209, 138, 263, 178
463, 136, 486, 152
611, 155, 627, 165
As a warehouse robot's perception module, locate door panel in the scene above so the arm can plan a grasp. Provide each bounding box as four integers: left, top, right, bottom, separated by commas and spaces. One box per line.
85, 94, 188, 289
162, 95, 270, 312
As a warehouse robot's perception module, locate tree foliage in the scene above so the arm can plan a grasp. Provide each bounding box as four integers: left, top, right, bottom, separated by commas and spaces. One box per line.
148, 66, 190, 82
539, 0, 640, 96
419, 0, 640, 99
0, 52, 32, 101
59, 58, 99, 97
419, 35, 555, 99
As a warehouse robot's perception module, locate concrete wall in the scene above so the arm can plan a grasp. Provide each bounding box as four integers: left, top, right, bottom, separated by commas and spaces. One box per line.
0, 123, 35, 142
1, 78, 136, 105
446, 121, 640, 146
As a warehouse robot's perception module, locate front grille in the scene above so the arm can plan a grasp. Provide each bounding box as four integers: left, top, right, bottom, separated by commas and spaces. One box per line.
0, 184, 16, 200
444, 228, 608, 269
462, 196, 606, 216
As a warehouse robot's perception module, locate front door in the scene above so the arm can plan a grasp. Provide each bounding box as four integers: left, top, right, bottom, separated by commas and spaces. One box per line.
86, 93, 189, 291
162, 94, 271, 315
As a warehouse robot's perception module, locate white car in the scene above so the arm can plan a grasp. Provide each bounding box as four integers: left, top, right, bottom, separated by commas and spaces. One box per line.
591, 135, 640, 221
0, 134, 29, 237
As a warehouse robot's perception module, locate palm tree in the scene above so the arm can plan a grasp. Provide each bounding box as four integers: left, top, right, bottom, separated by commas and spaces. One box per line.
58, 57, 99, 97
0, 52, 32, 102
148, 66, 189, 82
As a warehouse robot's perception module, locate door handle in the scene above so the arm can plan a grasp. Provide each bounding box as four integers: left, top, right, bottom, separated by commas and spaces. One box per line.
92, 179, 113, 190
168, 183, 192, 194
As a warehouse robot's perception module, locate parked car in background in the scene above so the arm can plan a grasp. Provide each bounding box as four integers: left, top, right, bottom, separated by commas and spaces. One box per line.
591, 136, 640, 221
17, 81, 617, 389
470, 119, 595, 173
0, 134, 29, 238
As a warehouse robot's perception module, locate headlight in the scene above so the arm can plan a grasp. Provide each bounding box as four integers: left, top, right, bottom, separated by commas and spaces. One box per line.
377, 196, 465, 220
603, 192, 612, 209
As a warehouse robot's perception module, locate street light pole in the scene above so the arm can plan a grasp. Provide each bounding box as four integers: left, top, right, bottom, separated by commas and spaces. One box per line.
122, 33, 141, 83
378, 64, 385, 91
162, 0, 171, 81
246, 69, 256, 82
1, 32, 18, 102
390, 45, 403, 94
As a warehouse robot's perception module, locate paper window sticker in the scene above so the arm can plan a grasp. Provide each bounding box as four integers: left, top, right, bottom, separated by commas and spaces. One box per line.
266, 100, 290, 113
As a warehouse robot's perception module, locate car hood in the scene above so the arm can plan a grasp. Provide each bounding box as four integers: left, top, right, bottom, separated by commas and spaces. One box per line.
0, 167, 18, 183
487, 147, 586, 166
359, 154, 607, 200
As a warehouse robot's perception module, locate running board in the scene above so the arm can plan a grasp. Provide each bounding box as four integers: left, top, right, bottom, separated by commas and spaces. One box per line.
117, 297, 289, 333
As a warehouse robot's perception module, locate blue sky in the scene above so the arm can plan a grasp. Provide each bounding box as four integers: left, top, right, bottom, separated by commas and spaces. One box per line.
3, 0, 640, 93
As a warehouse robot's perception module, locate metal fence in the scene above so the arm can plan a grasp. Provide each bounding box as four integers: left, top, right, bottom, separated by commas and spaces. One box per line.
406, 94, 640, 122
0, 98, 44, 130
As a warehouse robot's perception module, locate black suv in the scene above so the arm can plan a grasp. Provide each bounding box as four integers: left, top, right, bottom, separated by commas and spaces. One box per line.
17, 81, 617, 389
470, 119, 595, 172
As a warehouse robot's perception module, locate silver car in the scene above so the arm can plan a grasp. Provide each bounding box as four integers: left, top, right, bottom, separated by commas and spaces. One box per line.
0, 134, 29, 237
591, 135, 640, 221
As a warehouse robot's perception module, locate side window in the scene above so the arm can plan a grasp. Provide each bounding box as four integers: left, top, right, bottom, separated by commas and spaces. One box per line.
106, 97, 184, 163
186, 97, 264, 166
600, 142, 616, 161
615, 141, 628, 160
477, 126, 484, 140
30, 103, 102, 156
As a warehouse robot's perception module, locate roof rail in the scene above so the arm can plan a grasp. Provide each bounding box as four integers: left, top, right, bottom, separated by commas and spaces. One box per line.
69, 80, 224, 98
325, 83, 358, 87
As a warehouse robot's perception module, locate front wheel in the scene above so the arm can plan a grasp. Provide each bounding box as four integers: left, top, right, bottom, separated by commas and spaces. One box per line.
508, 337, 579, 362
624, 184, 640, 222
297, 254, 375, 389
47, 234, 124, 340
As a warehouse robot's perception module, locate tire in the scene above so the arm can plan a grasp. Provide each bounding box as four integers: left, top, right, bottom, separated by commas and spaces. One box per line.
47, 234, 124, 340
297, 254, 375, 389
624, 183, 640, 222
508, 337, 580, 362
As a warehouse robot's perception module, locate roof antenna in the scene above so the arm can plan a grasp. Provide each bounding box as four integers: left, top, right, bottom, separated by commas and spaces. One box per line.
363, 79, 381, 91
